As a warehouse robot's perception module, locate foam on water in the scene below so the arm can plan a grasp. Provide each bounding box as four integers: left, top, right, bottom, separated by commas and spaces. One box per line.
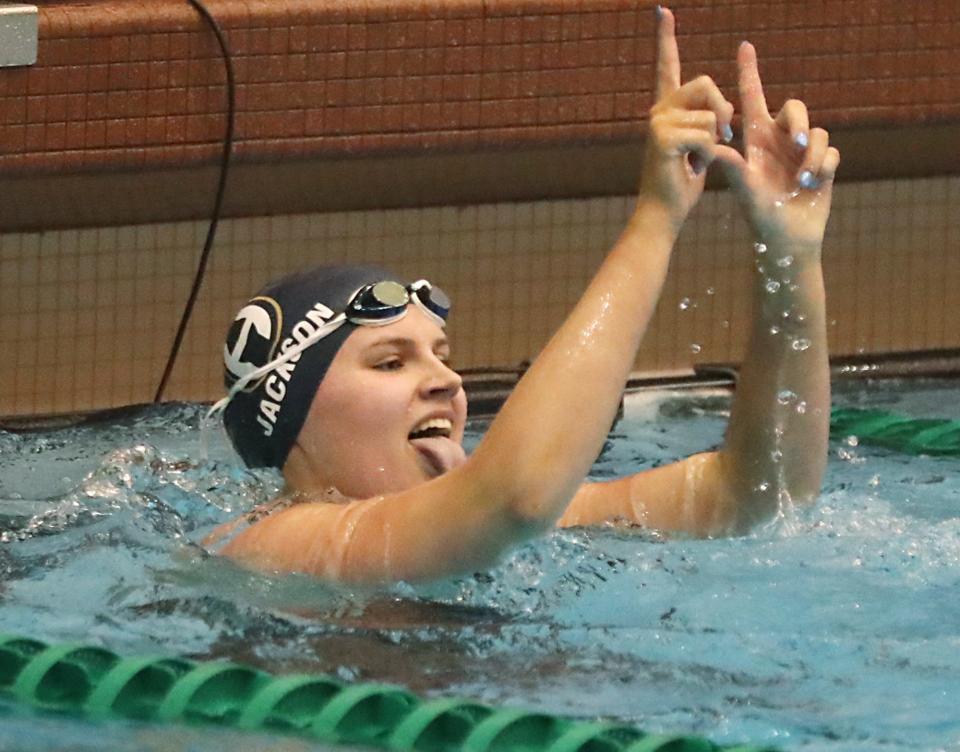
1, 382, 958, 751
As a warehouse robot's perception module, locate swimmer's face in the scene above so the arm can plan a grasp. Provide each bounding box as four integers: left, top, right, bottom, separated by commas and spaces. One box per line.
286, 306, 468, 498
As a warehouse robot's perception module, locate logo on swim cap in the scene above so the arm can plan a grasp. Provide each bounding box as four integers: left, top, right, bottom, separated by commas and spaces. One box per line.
220, 264, 402, 468
223, 296, 282, 391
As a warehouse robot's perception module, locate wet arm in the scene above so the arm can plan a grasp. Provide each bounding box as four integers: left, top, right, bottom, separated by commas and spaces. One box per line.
558, 245, 829, 536
465, 9, 732, 533
221, 9, 735, 582
561, 44, 839, 536
222, 199, 686, 583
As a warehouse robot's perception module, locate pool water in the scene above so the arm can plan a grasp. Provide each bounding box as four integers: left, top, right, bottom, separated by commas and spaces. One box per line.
0, 379, 958, 752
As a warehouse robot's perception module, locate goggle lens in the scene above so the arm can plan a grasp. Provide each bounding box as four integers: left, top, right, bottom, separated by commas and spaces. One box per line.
348, 280, 449, 323
414, 283, 450, 320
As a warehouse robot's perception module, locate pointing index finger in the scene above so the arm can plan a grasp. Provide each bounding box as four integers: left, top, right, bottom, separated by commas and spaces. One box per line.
737, 41, 769, 126
655, 6, 681, 99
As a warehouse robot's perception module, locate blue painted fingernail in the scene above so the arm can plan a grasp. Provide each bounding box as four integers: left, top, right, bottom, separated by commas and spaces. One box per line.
794, 131, 808, 149
799, 170, 819, 190
655, 5, 663, 20
692, 160, 706, 176
722, 123, 734, 143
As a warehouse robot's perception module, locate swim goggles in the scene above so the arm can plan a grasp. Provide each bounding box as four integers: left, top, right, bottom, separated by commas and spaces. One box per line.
208, 280, 450, 418
346, 279, 450, 326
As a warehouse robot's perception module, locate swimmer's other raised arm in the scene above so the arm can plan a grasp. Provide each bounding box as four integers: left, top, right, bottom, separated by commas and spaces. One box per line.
559, 39, 839, 535
219, 7, 731, 583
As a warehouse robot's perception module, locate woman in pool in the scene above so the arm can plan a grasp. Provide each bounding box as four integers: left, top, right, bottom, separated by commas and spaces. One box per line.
210, 8, 839, 584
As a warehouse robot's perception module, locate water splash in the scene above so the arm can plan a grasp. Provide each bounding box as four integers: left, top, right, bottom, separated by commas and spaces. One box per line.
2, 387, 959, 751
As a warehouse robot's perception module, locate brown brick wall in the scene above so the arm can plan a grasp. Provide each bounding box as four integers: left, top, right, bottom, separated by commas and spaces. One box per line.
1, 1, 958, 417
1, 0, 958, 178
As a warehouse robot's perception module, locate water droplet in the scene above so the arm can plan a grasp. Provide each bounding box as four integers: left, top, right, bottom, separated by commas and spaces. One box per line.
868, 474, 880, 487
720, 319, 730, 329
765, 279, 781, 293
769, 325, 781, 335
776, 255, 793, 268
777, 389, 797, 405
791, 337, 811, 351
796, 400, 807, 414
844, 435, 859, 447
678, 297, 694, 311
754, 242, 767, 255
770, 449, 783, 462
756, 481, 770, 492
705, 286, 715, 295
837, 446, 866, 465
689, 343, 701, 354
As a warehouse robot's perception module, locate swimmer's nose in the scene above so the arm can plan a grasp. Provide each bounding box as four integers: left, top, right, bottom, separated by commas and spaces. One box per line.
422, 357, 463, 400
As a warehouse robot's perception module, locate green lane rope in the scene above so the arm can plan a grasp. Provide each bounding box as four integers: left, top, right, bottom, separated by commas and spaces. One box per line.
0, 634, 779, 752
829, 407, 960, 456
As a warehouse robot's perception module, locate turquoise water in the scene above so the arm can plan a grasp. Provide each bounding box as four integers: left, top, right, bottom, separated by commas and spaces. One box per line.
0, 380, 958, 751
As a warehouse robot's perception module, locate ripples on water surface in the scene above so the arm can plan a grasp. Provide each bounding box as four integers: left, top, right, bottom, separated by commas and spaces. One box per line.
0, 380, 958, 752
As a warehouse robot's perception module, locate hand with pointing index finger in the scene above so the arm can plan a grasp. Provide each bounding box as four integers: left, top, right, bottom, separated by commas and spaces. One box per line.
713, 42, 840, 251
639, 7, 735, 232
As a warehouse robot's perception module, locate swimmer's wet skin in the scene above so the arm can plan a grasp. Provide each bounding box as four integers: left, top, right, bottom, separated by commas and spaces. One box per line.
211, 6, 839, 584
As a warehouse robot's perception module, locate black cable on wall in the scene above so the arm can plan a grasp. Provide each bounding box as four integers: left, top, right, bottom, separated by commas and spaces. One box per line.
154, 0, 236, 403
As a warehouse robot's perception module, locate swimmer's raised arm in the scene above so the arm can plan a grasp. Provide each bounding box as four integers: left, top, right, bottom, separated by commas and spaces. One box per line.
710, 42, 837, 527
560, 41, 838, 535
470, 7, 731, 524
219, 7, 732, 583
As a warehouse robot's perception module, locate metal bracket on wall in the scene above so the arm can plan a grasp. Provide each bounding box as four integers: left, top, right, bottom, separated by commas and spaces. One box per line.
0, 3, 37, 67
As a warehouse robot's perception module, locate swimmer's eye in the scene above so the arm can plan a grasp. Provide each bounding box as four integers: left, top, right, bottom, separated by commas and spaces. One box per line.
374, 358, 404, 371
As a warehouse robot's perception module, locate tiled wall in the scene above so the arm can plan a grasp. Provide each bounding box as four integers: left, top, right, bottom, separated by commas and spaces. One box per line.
1, 0, 958, 417
1, 175, 958, 417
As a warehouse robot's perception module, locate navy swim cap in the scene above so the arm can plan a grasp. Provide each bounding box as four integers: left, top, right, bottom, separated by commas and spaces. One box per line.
221, 264, 399, 469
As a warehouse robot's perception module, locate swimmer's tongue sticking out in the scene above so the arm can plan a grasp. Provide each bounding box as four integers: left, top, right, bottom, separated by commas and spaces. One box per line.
408, 433, 466, 477
409, 437, 466, 477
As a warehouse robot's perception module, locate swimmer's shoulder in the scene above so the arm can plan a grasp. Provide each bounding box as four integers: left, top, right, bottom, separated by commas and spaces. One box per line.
203, 487, 352, 549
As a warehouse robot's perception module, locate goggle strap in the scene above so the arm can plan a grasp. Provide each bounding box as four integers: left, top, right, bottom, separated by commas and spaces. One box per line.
346, 311, 408, 327
210, 280, 446, 422
207, 314, 348, 420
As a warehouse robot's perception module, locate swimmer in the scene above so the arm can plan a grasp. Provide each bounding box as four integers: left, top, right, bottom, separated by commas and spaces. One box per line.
207, 8, 839, 584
